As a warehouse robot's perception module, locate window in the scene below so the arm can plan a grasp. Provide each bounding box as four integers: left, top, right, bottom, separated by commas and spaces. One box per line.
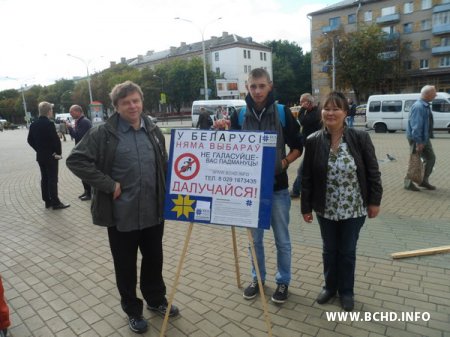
404, 22, 413, 33
264, 53, 267, 61
248, 65, 251, 72
215, 52, 219, 61
381, 6, 396, 16
420, 39, 431, 50
381, 100, 402, 113
382, 26, 396, 35
432, 99, 450, 112
404, 100, 416, 112
421, 0, 432, 9
441, 37, 450, 46
368, 101, 381, 112
420, 59, 429, 69
244, 65, 248, 73
433, 11, 450, 26
248, 50, 251, 59
421, 19, 431, 30
440, 56, 450, 67
260, 52, 263, 60
348, 13, 356, 24
244, 50, 247, 58
404, 42, 412, 50
364, 10, 372, 22
404, 61, 412, 70
215, 67, 220, 75
329, 16, 341, 28
404, 2, 414, 14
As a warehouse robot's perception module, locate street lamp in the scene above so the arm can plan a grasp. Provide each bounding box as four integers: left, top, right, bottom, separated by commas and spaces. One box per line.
174, 17, 222, 100
67, 53, 94, 103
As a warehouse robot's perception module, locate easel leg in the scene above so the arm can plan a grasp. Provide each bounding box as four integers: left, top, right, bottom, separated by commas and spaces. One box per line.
246, 229, 273, 337
231, 226, 241, 288
159, 222, 194, 337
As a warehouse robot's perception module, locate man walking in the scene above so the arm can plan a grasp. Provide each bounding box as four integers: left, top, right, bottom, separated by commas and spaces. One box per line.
290, 93, 321, 198
66, 81, 178, 334
230, 68, 302, 304
347, 98, 356, 128
404, 85, 437, 191
27, 101, 70, 210
67, 105, 92, 200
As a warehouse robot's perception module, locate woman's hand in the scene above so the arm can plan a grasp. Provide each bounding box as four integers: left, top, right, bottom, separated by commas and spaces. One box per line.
303, 213, 313, 223
113, 182, 121, 200
368, 205, 380, 218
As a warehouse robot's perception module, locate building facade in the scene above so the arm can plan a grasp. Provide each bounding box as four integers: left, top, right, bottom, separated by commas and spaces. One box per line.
309, 0, 450, 103
121, 32, 272, 99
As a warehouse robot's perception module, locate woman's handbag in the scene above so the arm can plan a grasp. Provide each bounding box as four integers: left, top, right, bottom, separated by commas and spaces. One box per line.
406, 152, 424, 184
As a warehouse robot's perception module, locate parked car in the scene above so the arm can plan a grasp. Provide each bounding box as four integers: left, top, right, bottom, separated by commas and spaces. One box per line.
356, 104, 367, 115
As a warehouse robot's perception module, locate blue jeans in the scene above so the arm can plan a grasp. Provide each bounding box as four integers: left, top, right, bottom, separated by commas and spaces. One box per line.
317, 215, 365, 296
292, 160, 304, 196
347, 116, 354, 128
249, 189, 291, 285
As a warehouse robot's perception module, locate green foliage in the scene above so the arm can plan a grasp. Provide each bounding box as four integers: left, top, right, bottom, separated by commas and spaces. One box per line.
264, 40, 312, 105
318, 24, 409, 102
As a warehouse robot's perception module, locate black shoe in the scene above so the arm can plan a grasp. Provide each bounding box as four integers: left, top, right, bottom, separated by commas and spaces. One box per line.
340, 295, 354, 311
80, 194, 91, 201
243, 280, 263, 300
419, 181, 436, 190
78, 192, 87, 199
147, 301, 179, 317
53, 202, 70, 210
271, 284, 288, 304
128, 316, 148, 334
316, 289, 336, 304
45, 202, 51, 209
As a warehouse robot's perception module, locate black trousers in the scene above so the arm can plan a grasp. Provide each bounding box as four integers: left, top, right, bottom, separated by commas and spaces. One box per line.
37, 159, 59, 206
107, 224, 166, 317
82, 181, 91, 196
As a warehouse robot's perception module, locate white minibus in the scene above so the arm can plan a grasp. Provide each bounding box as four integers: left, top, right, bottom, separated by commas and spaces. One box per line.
366, 92, 450, 133
191, 99, 246, 127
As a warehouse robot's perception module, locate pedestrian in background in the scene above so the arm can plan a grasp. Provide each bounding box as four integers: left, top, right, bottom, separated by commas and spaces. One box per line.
196, 107, 213, 129
301, 91, 382, 311
404, 85, 437, 192
27, 101, 70, 210
230, 68, 302, 304
66, 81, 179, 334
0, 275, 10, 337
290, 93, 321, 198
347, 98, 356, 128
67, 105, 93, 200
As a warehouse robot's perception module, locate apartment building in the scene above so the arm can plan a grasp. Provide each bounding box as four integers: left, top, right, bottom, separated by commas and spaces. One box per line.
309, 0, 450, 102
119, 32, 272, 99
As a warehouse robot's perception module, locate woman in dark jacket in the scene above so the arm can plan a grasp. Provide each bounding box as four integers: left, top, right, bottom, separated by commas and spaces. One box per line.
301, 91, 382, 311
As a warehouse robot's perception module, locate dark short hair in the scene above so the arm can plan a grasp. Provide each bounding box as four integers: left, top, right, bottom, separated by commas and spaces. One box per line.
110, 81, 144, 109
322, 91, 349, 113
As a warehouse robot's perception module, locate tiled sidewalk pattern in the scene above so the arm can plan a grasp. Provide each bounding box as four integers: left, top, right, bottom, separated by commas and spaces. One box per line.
0, 128, 449, 337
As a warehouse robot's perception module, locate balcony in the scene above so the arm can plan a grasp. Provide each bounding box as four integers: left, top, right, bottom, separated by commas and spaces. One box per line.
432, 23, 450, 35
322, 24, 340, 33
433, 3, 450, 13
432, 45, 450, 55
378, 51, 398, 60
383, 32, 400, 40
376, 13, 400, 24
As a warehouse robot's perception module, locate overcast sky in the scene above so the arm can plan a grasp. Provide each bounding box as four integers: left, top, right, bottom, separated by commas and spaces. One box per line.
0, 0, 330, 91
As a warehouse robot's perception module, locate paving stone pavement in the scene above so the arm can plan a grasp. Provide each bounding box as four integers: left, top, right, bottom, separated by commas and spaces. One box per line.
0, 128, 449, 337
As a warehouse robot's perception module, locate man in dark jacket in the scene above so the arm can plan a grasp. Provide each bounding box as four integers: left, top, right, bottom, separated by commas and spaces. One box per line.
66, 81, 178, 334
196, 107, 213, 129
290, 93, 321, 198
230, 68, 302, 304
27, 101, 70, 210
67, 105, 92, 200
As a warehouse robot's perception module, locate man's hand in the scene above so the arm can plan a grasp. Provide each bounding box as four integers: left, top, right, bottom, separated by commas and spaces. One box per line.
368, 205, 380, 218
416, 143, 424, 153
303, 213, 313, 223
113, 182, 121, 200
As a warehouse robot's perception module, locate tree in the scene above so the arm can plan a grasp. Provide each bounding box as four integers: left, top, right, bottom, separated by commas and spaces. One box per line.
318, 24, 409, 103
264, 40, 312, 105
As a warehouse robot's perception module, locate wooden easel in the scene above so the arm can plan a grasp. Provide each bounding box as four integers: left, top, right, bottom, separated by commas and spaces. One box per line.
159, 223, 273, 337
